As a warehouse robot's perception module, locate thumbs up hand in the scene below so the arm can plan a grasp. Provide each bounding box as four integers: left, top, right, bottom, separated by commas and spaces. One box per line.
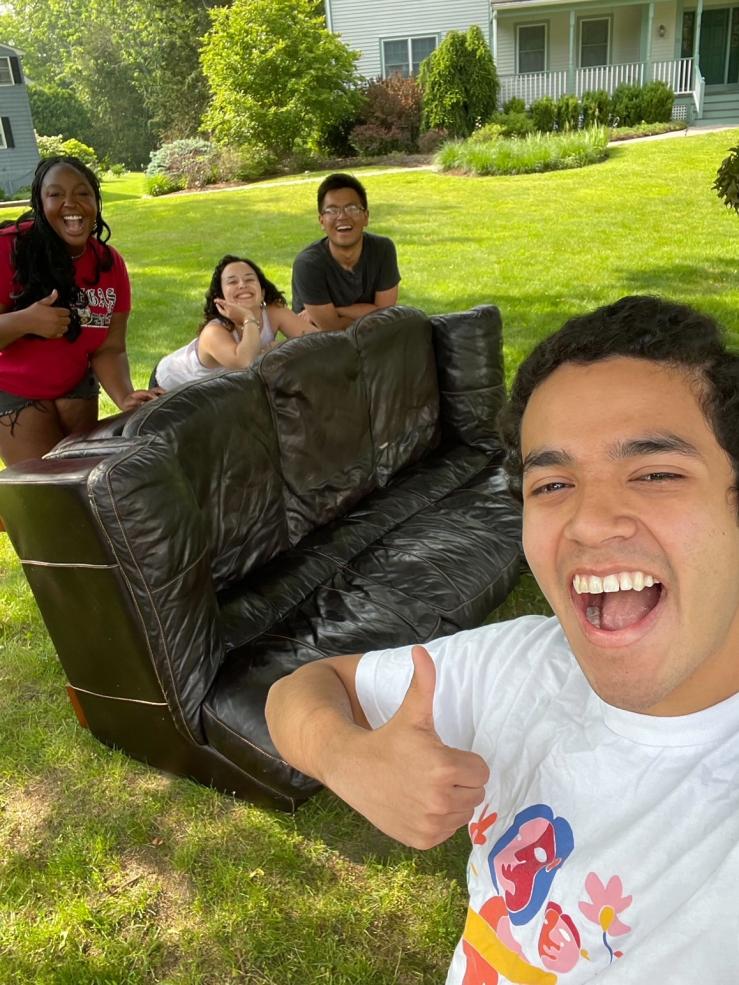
334, 645, 490, 849
29, 290, 71, 338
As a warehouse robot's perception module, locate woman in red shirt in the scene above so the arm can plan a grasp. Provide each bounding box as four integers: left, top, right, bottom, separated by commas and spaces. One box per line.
0, 155, 159, 466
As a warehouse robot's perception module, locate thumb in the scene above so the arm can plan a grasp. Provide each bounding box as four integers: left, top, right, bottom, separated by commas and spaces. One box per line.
38, 289, 58, 306
398, 645, 438, 732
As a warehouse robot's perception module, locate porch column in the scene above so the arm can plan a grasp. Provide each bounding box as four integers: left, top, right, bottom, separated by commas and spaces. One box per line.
568, 8, 576, 95
693, 0, 704, 74
492, 7, 498, 63
645, 1, 655, 82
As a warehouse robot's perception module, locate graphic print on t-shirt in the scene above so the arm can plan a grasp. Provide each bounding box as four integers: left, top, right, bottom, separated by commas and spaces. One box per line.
74, 284, 118, 327
462, 803, 633, 983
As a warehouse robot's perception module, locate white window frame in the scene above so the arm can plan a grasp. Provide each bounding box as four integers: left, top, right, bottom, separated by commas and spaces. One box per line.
578, 17, 611, 68
380, 35, 438, 78
0, 126, 6, 150
0, 57, 13, 86
516, 22, 548, 75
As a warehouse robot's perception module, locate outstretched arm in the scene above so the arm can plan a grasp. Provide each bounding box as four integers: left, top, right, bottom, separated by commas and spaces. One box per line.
266, 645, 489, 849
92, 313, 161, 410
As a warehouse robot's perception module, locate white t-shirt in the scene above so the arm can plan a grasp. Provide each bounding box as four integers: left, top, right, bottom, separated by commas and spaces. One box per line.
155, 310, 275, 389
356, 616, 739, 984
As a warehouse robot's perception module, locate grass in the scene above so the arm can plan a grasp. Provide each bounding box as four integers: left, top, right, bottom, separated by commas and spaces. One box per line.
1, 130, 738, 982
436, 127, 610, 175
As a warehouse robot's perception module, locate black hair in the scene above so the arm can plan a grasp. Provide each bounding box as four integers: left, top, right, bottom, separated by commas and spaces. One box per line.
200, 255, 287, 332
498, 295, 739, 504
316, 172, 368, 212
1, 156, 112, 322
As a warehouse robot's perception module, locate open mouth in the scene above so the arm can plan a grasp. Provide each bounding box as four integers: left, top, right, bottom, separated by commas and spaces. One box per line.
572, 571, 663, 632
62, 214, 87, 235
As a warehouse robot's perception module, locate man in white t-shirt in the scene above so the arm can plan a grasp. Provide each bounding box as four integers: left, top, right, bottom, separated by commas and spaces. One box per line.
266, 296, 739, 983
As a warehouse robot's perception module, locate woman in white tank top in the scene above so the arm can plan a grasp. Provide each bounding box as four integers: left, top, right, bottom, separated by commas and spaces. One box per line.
152, 255, 318, 389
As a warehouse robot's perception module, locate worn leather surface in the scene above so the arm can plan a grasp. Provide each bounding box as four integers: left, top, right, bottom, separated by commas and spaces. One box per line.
0, 304, 522, 808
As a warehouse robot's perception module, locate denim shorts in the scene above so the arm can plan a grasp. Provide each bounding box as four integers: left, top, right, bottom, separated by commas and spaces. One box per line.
0, 371, 100, 433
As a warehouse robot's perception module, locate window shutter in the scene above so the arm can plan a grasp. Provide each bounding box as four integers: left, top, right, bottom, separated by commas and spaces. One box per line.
9, 56, 22, 84
1, 118, 15, 149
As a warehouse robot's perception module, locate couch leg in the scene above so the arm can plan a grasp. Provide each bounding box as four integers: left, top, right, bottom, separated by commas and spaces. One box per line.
66, 686, 90, 729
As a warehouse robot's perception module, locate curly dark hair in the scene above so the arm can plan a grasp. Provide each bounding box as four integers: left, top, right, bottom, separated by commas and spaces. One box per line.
200, 255, 287, 332
1, 156, 112, 325
498, 295, 739, 506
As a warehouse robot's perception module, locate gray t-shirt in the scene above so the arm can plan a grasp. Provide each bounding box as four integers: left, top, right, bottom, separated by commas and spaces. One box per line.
291, 232, 400, 313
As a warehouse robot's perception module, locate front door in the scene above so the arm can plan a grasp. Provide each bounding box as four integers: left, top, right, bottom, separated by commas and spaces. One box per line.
701, 9, 730, 83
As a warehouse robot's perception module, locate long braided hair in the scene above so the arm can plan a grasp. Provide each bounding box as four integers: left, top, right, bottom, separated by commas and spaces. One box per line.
1, 156, 113, 328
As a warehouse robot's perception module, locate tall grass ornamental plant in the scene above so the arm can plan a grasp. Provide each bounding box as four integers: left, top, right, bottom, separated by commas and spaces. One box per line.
437, 128, 609, 176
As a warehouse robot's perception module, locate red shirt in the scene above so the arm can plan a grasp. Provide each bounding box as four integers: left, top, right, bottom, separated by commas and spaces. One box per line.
0, 226, 131, 399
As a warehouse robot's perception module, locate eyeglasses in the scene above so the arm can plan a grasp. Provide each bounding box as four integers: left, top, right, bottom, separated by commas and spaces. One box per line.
320, 204, 366, 219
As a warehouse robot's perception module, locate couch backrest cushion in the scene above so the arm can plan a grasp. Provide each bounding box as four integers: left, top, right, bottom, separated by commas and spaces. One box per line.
122, 372, 289, 590
431, 305, 505, 453
257, 332, 375, 544
351, 306, 440, 486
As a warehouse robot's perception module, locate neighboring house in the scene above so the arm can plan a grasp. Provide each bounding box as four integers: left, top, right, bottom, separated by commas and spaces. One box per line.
0, 44, 39, 198
324, 0, 739, 124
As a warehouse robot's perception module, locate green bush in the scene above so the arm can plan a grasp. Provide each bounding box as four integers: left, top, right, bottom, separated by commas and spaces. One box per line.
609, 121, 686, 141
146, 138, 218, 188
503, 97, 526, 114
146, 173, 186, 197
713, 144, 739, 214
108, 163, 127, 177
419, 25, 499, 137
436, 127, 609, 176
36, 134, 102, 174
639, 81, 674, 123
469, 122, 505, 143
490, 111, 533, 138
581, 90, 611, 128
530, 97, 557, 133
222, 144, 279, 182
611, 83, 643, 126
555, 95, 580, 132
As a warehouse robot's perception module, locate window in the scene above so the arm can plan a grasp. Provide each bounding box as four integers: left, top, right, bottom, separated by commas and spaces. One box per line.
0, 57, 12, 86
0, 117, 14, 149
681, 11, 695, 59
580, 18, 610, 67
517, 24, 547, 74
382, 36, 437, 77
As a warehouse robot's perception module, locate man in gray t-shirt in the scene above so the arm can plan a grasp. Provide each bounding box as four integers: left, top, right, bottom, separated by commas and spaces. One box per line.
291, 173, 400, 332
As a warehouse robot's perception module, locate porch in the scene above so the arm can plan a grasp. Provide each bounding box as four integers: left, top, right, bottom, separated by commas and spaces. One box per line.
499, 56, 696, 104
491, 0, 739, 123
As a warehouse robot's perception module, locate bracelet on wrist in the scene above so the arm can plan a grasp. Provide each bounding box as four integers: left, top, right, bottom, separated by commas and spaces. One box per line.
242, 317, 260, 328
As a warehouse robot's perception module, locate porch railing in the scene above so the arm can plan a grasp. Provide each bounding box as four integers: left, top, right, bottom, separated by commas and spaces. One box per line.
575, 61, 644, 95
652, 57, 694, 95
499, 70, 568, 106
692, 64, 705, 117
500, 57, 695, 107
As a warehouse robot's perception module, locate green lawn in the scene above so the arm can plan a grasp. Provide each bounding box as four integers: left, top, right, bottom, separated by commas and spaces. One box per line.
1, 132, 738, 983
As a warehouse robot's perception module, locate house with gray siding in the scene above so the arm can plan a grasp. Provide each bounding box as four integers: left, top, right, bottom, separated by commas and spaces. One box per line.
0, 44, 39, 197
323, 0, 492, 79
325, 0, 739, 124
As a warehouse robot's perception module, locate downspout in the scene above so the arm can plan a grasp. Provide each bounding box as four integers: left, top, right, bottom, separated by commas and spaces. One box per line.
324, 0, 333, 32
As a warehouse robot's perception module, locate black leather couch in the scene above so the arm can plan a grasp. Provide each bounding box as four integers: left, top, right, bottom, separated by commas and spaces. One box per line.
0, 305, 522, 810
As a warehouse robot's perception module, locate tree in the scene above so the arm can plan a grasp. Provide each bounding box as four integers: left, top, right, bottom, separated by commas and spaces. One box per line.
0, 0, 213, 167
28, 84, 96, 148
419, 26, 500, 138
201, 0, 361, 157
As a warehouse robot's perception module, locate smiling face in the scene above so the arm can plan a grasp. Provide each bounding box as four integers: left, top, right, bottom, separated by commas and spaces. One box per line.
318, 187, 369, 251
40, 163, 98, 254
521, 356, 739, 715
219, 261, 263, 307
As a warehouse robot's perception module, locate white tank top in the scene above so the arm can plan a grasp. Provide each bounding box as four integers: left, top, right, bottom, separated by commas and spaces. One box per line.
156, 309, 275, 389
